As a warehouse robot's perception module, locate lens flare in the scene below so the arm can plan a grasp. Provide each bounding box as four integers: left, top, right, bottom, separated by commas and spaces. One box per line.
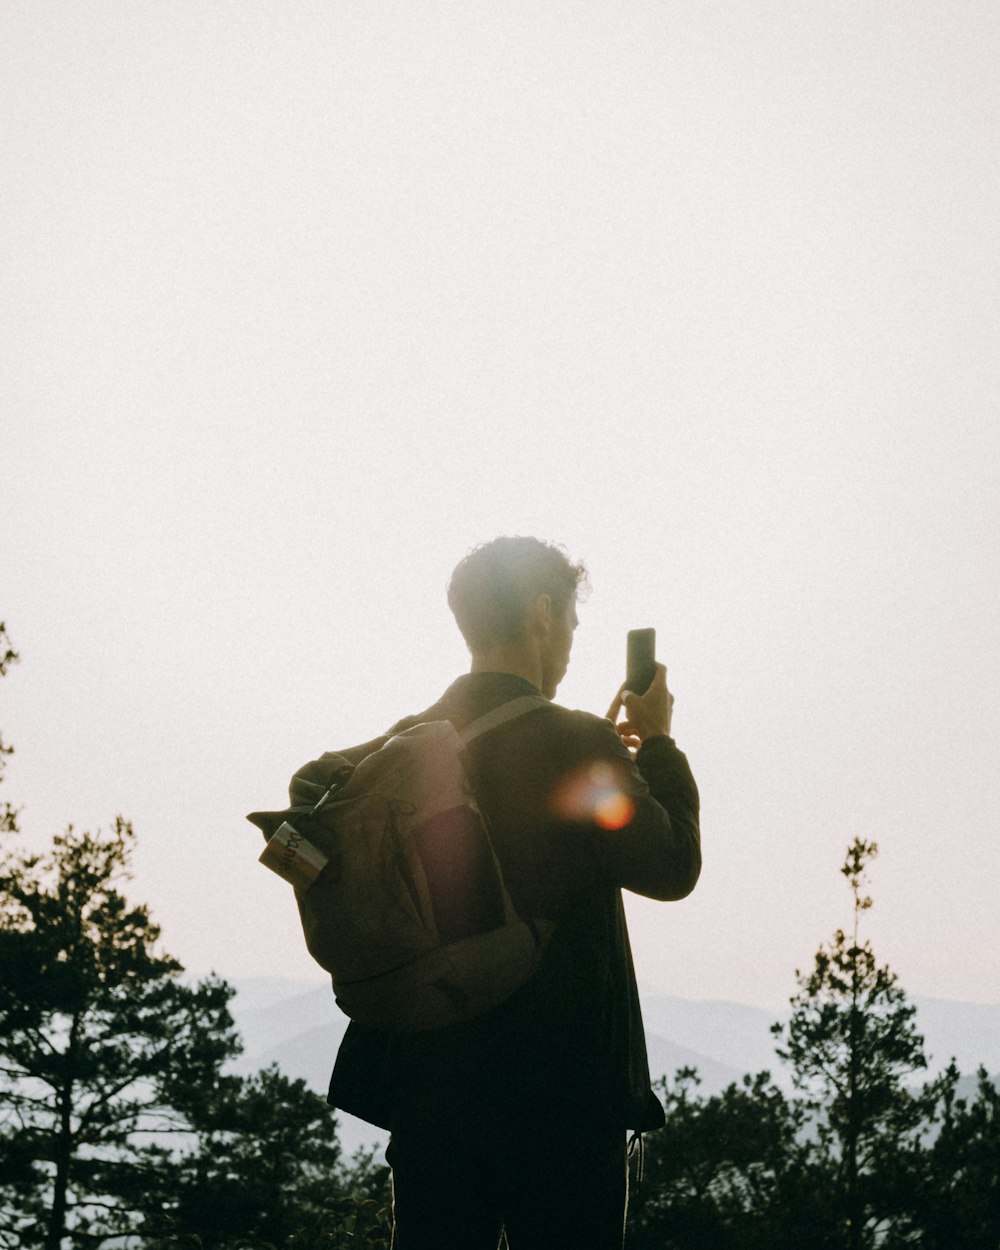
550, 762, 635, 831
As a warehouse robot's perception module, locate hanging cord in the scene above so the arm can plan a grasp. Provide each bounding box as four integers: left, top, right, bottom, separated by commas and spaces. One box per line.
627, 1131, 644, 1187
301, 761, 353, 826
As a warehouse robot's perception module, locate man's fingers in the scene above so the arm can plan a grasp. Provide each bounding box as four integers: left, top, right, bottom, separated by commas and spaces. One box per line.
614, 721, 642, 751
609, 667, 670, 729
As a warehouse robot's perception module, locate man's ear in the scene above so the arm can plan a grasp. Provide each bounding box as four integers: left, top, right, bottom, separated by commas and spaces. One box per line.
528, 593, 553, 637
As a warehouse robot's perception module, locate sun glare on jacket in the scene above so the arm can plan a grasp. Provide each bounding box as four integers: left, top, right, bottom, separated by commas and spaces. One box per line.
550, 762, 636, 831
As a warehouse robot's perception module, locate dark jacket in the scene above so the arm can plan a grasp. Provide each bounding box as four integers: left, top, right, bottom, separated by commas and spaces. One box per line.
290, 672, 701, 1135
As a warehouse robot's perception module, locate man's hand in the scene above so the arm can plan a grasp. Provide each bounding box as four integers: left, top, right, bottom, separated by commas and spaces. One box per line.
606, 663, 674, 749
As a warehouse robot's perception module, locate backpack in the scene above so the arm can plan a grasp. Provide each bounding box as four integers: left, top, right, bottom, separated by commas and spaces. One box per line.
247, 694, 555, 1032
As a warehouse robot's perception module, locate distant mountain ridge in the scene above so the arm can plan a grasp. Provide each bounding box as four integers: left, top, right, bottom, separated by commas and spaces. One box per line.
223, 979, 1000, 1157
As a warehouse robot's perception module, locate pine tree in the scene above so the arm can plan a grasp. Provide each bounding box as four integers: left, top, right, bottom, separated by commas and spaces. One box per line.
146, 1064, 385, 1249
772, 838, 930, 1250
0, 818, 241, 1248
907, 1064, 1000, 1250
627, 1068, 818, 1250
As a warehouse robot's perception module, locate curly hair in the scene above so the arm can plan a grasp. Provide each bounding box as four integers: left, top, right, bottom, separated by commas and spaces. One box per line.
447, 536, 589, 652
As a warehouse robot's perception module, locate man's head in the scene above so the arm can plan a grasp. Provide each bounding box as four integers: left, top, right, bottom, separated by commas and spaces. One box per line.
447, 537, 589, 697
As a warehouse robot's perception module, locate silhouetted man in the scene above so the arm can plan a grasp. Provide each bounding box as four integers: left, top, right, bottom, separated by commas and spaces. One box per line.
295, 536, 701, 1249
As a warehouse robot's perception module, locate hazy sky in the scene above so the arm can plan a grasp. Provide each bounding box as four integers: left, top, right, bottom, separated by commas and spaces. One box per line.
3, 1, 998, 1010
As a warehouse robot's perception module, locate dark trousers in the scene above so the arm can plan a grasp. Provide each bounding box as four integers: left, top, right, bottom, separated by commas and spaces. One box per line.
387, 1120, 628, 1250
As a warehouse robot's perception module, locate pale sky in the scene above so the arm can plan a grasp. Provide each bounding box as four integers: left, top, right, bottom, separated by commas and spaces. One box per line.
2, 1, 998, 1010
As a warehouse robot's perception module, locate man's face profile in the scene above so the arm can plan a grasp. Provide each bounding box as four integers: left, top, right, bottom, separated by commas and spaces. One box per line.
539, 594, 578, 700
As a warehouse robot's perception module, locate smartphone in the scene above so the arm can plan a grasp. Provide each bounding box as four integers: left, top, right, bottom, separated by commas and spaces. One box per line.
626, 628, 657, 695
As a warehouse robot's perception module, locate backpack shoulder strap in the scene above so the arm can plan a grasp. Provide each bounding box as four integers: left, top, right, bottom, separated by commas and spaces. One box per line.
459, 694, 550, 746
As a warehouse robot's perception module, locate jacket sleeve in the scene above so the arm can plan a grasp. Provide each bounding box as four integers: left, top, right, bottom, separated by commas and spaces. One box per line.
598, 725, 701, 902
